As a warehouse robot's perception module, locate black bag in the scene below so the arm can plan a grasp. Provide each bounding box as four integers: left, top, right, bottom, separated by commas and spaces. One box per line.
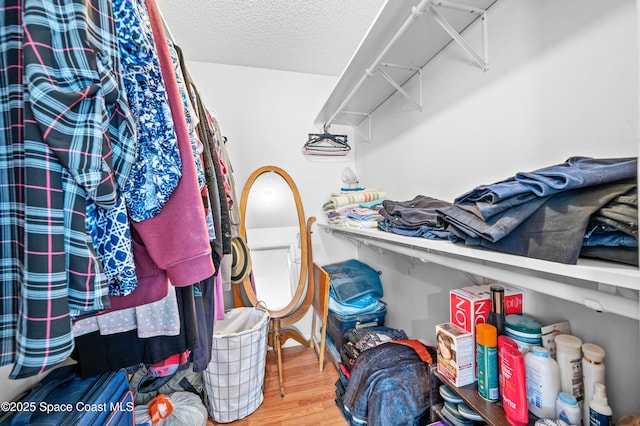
0, 365, 134, 425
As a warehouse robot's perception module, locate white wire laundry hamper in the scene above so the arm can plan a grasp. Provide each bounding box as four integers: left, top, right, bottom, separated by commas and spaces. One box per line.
203, 306, 269, 423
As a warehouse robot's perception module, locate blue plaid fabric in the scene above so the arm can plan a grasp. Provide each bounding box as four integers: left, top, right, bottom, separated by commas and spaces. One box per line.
1, 0, 137, 378
0, 0, 26, 375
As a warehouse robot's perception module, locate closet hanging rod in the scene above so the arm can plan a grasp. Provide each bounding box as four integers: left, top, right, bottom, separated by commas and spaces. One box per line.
324, 0, 431, 131
157, 4, 177, 43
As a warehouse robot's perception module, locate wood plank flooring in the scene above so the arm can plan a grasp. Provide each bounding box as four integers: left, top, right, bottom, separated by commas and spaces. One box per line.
207, 345, 348, 426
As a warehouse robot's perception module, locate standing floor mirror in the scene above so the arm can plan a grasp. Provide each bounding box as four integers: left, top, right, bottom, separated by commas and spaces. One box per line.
233, 165, 315, 396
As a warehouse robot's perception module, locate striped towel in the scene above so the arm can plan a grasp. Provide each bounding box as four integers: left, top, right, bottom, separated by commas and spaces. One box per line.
323, 191, 388, 210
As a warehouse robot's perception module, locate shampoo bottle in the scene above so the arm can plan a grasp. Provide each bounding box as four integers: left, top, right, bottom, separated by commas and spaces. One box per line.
502, 345, 528, 426
589, 383, 612, 426
582, 343, 605, 424
555, 335, 584, 411
499, 335, 519, 399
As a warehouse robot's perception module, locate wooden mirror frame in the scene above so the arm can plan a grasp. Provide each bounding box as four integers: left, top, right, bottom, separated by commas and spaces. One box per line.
233, 165, 315, 396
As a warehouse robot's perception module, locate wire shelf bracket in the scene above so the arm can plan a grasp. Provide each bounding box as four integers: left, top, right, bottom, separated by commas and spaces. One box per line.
378, 63, 424, 111
339, 111, 372, 143
321, 0, 492, 143
428, 0, 490, 72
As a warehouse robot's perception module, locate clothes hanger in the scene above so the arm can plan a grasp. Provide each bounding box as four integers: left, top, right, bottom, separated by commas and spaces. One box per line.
302, 127, 350, 156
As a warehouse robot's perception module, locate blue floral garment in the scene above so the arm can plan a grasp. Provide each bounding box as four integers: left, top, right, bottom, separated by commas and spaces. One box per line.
86, 196, 139, 296
112, 0, 182, 221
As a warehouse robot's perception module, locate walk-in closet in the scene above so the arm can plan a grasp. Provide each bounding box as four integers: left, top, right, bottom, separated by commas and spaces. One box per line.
0, 0, 638, 425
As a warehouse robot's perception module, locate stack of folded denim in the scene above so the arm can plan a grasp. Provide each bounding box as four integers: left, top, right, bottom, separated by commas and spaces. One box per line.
323, 189, 387, 228
436, 156, 637, 265
377, 195, 453, 239
580, 187, 638, 265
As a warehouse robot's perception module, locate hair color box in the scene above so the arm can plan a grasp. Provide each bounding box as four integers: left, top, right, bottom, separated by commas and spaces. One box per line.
449, 284, 524, 337
436, 322, 475, 387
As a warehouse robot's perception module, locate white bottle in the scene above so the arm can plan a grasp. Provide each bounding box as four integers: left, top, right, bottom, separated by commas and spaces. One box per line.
525, 345, 561, 418
556, 391, 581, 426
555, 335, 584, 406
589, 383, 612, 426
582, 343, 605, 425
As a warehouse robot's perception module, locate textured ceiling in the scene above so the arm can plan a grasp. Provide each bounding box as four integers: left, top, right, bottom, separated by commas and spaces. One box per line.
155, 0, 386, 76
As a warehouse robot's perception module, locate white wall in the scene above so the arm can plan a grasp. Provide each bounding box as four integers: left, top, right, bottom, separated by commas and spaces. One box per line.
185, 61, 357, 226
355, 0, 637, 202
186, 61, 358, 264
334, 0, 638, 418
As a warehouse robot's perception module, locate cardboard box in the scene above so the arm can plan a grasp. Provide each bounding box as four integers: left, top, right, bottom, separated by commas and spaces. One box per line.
541, 320, 571, 358
436, 322, 475, 387
449, 284, 524, 337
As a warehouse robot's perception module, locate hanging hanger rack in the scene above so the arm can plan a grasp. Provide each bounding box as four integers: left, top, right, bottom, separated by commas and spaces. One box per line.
302, 127, 350, 156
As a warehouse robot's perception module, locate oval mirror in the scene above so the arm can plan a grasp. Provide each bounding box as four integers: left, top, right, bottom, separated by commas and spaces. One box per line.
234, 165, 316, 397
238, 165, 309, 319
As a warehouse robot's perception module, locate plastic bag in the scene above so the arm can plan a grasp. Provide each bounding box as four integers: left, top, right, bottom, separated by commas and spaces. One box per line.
134, 392, 208, 426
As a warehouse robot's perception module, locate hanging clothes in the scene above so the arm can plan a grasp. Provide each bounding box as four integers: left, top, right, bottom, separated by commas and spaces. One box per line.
1, 0, 229, 380
167, 40, 206, 191
112, 0, 182, 222
0, 0, 139, 379
72, 284, 181, 339
125, 0, 215, 290
72, 286, 199, 378
174, 44, 233, 261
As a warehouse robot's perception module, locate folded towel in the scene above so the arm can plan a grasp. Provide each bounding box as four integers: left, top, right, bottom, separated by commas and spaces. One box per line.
324, 191, 387, 211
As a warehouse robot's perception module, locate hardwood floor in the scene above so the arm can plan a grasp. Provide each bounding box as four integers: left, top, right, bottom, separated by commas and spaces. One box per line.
207, 345, 348, 426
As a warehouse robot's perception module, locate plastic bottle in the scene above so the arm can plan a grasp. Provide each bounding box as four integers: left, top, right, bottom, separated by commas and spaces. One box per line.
582, 343, 605, 424
525, 345, 560, 418
555, 335, 584, 411
498, 335, 519, 399
487, 285, 506, 336
501, 344, 529, 426
589, 383, 612, 426
556, 392, 581, 426
477, 323, 499, 401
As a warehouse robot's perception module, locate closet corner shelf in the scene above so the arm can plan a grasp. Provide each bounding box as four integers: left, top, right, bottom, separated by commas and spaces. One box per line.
319, 224, 640, 320
314, 0, 498, 132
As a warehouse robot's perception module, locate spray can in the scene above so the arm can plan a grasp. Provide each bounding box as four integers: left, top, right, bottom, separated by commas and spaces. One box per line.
477, 323, 498, 402
487, 285, 506, 336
